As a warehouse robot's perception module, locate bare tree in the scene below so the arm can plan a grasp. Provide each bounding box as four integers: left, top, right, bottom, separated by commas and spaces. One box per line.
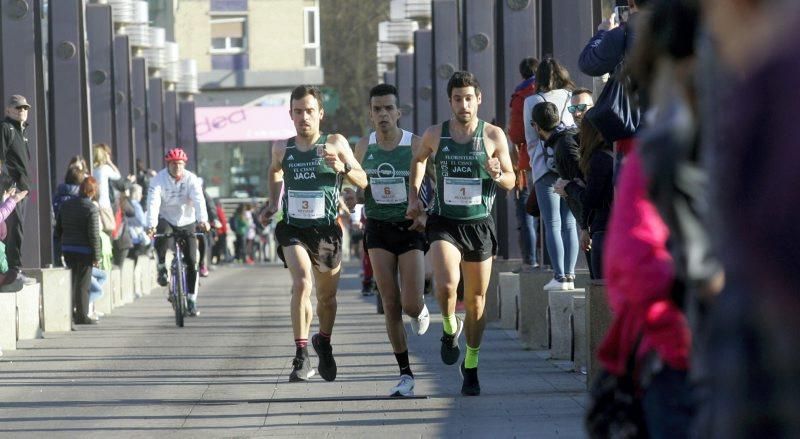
320, 0, 389, 139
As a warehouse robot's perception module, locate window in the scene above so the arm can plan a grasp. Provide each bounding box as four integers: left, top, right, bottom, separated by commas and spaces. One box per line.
303, 6, 320, 67
210, 16, 247, 54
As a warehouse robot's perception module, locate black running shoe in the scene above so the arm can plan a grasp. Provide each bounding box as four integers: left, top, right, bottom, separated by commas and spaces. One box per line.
440, 316, 463, 365
187, 300, 199, 317
312, 333, 337, 381
460, 362, 480, 396
157, 267, 168, 287
288, 355, 315, 382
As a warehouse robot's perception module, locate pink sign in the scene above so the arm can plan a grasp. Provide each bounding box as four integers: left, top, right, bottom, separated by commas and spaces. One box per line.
195, 106, 295, 143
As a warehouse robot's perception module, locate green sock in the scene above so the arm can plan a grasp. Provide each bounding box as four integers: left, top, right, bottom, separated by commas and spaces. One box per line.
465, 345, 480, 369
442, 313, 457, 335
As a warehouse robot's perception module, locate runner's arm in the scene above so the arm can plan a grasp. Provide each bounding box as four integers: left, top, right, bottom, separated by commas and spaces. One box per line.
333, 134, 368, 189
407, 126, 436, 218
487, 125, 517, 191
266, 142, 286, 217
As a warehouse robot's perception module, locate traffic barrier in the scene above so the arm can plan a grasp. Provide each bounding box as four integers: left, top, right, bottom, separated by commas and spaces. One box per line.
30, 268, 73, 333
548, 289, 585, 360
16, 283, 42, 340
498, 272, 519, 330
517, 269, 553, 349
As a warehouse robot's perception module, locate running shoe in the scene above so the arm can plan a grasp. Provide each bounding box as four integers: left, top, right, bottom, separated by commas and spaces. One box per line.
460, 361, 480, 396
410, 304, 430, 336
312, 334, 337, 381
199, 265, 210, 277
390, 374, 415, 397
288, 355, 315, 382
187, 300, 199, 317
440, 315, 463, 365
361, 282, 374, 296
157, 266, 168, 287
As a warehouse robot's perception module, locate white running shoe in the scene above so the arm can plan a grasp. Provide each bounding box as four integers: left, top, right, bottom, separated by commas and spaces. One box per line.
390, 374, 415, 397
543, 278, 571, 291
410, 304, 430, 335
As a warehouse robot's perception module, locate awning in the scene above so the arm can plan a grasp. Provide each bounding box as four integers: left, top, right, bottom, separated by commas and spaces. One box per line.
195, 106, 295, 143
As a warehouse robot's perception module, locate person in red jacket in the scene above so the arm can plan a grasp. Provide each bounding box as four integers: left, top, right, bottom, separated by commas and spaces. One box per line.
508, 57, 539, 270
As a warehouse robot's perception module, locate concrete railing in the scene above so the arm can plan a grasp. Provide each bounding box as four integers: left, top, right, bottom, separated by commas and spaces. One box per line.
497, 265, 612, 389
0, 257, 161, 354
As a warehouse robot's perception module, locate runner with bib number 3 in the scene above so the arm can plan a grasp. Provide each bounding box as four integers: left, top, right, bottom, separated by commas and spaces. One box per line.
406, 71, 515, 396
260, 85, 367, 383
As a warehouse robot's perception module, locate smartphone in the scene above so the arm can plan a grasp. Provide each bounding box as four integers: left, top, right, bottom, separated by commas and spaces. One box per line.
614, 6, 630, 25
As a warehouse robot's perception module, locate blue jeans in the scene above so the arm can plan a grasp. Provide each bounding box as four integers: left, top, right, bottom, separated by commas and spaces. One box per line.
514, 186, 538, 266
89, 267, 107, 303
534, 172, 578, 279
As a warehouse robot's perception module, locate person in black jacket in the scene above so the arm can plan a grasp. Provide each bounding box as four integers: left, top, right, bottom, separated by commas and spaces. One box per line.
0, 95, 34, 285
557, 117, 614, 279
55, 176, 102, 325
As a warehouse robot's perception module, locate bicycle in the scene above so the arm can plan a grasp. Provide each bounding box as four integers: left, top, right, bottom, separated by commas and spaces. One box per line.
154, 230, 204, 327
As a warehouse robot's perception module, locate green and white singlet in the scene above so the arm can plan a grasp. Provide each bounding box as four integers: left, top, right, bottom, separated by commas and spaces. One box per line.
362, 129, 413, 223
280, 135, 342, 227
430, 120, 496, 220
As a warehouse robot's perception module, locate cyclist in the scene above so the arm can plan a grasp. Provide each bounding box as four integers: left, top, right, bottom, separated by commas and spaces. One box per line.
146, 147, 210, 317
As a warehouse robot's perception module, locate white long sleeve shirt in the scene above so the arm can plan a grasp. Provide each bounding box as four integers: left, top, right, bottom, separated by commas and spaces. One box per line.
523, 89, 575, 183
145, 168, 208, 228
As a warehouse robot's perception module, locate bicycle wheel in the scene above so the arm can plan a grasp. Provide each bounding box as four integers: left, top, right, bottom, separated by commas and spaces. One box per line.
174, 263, 185, 328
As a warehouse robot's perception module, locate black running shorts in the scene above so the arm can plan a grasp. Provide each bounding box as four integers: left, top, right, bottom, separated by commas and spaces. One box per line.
275, 220, 343, 271
364, 218, 427, 256
425, 214, 497, 262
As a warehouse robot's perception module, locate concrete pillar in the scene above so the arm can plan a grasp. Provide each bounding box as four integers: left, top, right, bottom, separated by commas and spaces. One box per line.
3, 0, 49, 268
517, 268, 553, 349
499, 0, 539, 127
432, 0, 460, 123
498, 272, 520, 330
28, 268, 72, 333
131, 57, 149, 169
121, 258, 135, 305
395, 54, 414, 132
550, 0, 595, 88
462, 0, 496, 123
572, 295, 587, 372
178, 101, 198, 170
548, 289, 585, 360
163, 90, 178, 151
587, 280, 612, 386
413, 29, 433, 134
113, 36, 134, 175
16, 283, 42, 340
148, 78, 165, 169
383, 70, 396, 86
486, 258, 522, 322
87, 4, 115, 148
0, 291, 17, 352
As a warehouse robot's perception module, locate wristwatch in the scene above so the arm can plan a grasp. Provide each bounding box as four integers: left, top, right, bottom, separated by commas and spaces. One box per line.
342, 162, 352, 174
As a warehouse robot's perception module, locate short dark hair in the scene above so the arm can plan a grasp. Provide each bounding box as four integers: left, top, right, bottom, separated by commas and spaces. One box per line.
290, 85, 324, 107
519, 57, 539, 80
447, 71, 481, 98
64, 165, 86, 186
572, 88, 593, 98
531, 102, 560, 131
369, 83, 398, 103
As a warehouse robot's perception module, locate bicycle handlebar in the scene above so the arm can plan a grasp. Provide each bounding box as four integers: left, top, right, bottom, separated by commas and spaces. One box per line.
153, 231, 206, 239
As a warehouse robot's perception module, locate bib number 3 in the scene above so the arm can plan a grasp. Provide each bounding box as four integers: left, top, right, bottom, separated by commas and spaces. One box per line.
288, 190, 325, 219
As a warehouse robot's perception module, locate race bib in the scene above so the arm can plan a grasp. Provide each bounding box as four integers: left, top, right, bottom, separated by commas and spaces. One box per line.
370, 177, 407, 204
443, 177, 481, 206
287, 190, 325, 219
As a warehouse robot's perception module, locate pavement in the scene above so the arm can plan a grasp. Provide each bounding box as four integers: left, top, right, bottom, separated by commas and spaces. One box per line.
0, 260, 587, 438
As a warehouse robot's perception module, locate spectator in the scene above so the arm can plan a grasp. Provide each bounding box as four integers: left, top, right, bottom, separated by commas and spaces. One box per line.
52, 166, 87, 266
211, 199, 230, 264
234, 203, 255, 265
0, 95, 34, 285
560, 117, 614, 279
197, 183, 218, 277
55, 176, 101, 325
530, 101, 579, 290
568, 88, 594, 127
87, 267, 107, 321
135, 159, 154, 207
91, 144, 121, 211
125, 184, 150, 255
0, 168, 28, 289
508, 57, 540, 271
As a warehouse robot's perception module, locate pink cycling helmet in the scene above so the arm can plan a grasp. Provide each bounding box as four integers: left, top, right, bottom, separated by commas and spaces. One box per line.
165, 147, 188, 162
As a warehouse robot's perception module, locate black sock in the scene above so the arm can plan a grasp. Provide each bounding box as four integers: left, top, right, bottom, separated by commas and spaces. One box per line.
395, 351, 413, 378
295, 346, 308, 358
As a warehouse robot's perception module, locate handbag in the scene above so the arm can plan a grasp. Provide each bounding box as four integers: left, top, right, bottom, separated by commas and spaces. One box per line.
99, 205, 116, 235
525, 186, 540, 217
587, 27, 640, 143
585, 335, 648, 438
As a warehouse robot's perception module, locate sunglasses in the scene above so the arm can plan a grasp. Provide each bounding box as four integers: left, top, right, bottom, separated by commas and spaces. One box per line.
15, 106, 29, 111
567, 104, 590, 113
